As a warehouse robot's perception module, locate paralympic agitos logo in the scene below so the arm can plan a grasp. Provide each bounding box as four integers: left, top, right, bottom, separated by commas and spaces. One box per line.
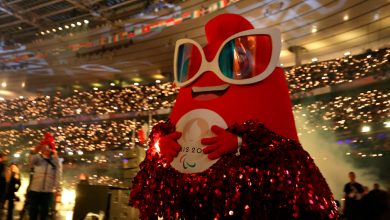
171, 109, 227, 173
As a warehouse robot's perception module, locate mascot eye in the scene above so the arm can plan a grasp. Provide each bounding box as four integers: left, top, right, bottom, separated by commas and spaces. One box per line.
233, 46, 254, 79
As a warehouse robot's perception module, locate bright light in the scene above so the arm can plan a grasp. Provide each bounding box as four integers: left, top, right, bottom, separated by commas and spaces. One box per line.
46, 30, 50, 33
1, 82, 6, 88
21, 82, 25, 88
155, 80, 161, 83
134, 82, 139, 86
344, 51, 351, 56
76, 21, 82, 26
71, 23, 76, 27
384, 121, 390, 128
361, 126, 371, 133
374, 13, 379, 20
367, 54, 371, 58
61, 188, 76, 205
0, 97, 4, 101
154, 140, 160, 152
68, 151, 74, 156
19, 96, 24, 99
65, 211, 73, 220
311, 25, 317, 33
77, 150, 84, 155
346, 152, 351, 155
65, 25, 69, 29
311, 57, 318, 62
110, 83, 115, 86
84, 19, 89, 24
52, 28, 56, 32
14, 153, 20, 158
343, 15, 349, 21
58, 27, 63, 31
40, 31, 45, 35
93, 87, 98, 91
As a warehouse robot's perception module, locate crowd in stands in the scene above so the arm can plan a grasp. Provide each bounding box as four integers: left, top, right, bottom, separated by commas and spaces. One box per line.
0, 119, 153, 156
293, 89, 389, 134
285, 48, 389, 94
1, 48, 389, 125
0, 83, 177, 123
0, 88, 388, 156
0, 48, 389, 157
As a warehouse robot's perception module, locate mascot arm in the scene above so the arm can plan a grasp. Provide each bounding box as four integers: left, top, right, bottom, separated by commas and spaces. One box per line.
159, 131, 181, 163
147, 121, 179, 162
201, 120, 273, 160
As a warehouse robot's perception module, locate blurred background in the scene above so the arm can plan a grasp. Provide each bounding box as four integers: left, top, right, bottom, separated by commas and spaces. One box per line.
0, 0, 389, 219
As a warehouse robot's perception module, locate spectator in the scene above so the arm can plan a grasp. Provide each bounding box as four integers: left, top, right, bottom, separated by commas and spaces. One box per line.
364, 183, 389, 220
28, 133, 62, 220
5, 163, 21, 220
343, 171, 364, 220
0, 152, 7, 210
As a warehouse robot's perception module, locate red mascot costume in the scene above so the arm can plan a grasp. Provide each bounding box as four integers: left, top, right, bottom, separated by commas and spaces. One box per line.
130, 14, 338, 219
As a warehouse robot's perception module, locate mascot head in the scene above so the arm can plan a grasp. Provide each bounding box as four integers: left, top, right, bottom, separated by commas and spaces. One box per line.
170, 14, 298, 141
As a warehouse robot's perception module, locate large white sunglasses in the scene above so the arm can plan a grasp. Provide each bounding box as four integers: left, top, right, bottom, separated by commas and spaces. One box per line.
173, 28, 281, 87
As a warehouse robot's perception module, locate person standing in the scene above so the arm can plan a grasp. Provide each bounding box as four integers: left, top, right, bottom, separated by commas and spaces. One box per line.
0, 152, 7, 210
5, 163, 21, 220
28, 133, 62, 220
365, 183, 389, 220
343, 171, 364, 220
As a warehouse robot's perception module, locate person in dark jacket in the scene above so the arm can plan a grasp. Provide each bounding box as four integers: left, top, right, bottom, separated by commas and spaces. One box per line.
343, 171, 364, 220
5, 163, 21, 220
364, 183, 389, 220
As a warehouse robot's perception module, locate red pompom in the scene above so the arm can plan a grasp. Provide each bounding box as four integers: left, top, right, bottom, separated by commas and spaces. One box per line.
41, 132, 56, 150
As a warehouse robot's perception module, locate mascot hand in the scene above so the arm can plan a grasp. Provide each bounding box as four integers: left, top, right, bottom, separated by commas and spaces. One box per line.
201, 126, 239, 160
159, 132, 182, 163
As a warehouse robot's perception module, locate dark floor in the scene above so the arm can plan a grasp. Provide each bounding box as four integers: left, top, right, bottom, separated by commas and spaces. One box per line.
0, 202, 73, 220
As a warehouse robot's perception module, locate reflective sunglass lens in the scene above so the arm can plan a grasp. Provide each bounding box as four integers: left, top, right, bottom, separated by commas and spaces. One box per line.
176, 43, 201, 83
219, 35, 272, 80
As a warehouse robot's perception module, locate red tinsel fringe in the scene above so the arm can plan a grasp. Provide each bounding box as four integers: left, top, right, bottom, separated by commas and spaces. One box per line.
130, 120, 338, 220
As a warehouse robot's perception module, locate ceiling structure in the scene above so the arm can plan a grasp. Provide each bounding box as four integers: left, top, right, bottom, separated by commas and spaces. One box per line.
0, 0, 389, 99
0, 0, 147, 42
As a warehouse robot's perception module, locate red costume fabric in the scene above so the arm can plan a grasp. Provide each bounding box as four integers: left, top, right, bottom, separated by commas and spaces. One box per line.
130, 14, 337, 219
130, 121, 337, 219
